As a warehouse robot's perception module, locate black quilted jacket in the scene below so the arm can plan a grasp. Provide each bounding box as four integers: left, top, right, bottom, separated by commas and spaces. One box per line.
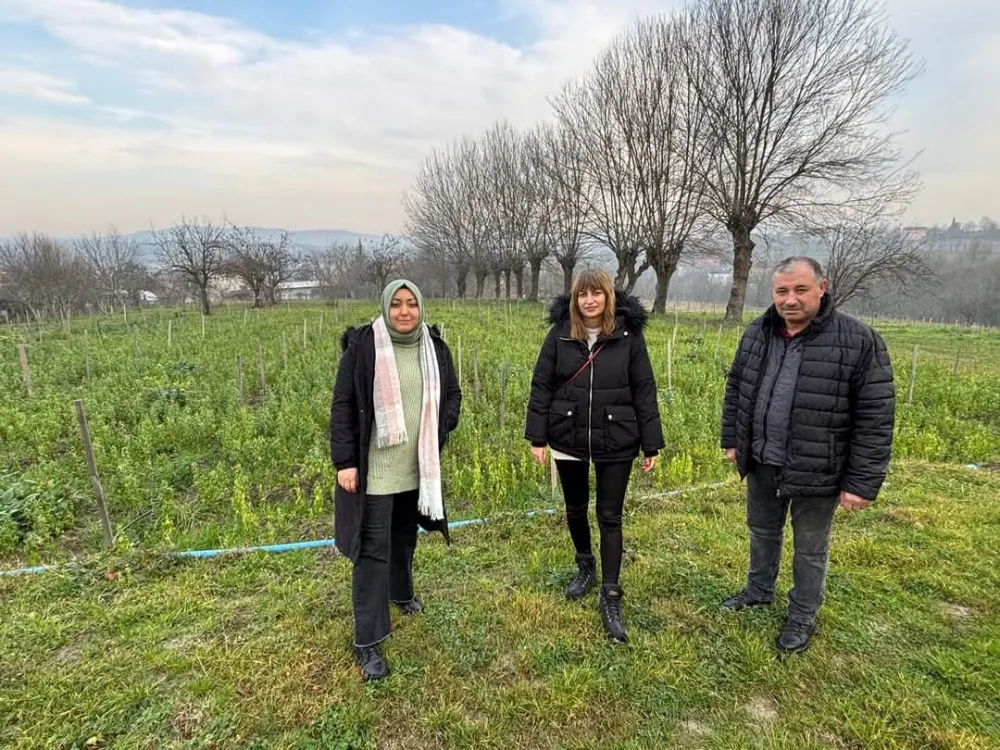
525, 291, 664, 462
721, 296, 896, 501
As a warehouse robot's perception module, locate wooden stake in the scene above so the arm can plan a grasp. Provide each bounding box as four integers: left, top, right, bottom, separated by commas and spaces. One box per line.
201, 313, 206, 338
907, 345, 918, 406
473, 349, 481, 400
282, 332, 288, 370
18, 342, 33, 396
667, 340, 673, 391
257, 340, 266, 393
713, 323, 723, 360
167, 320, 172, 348
550, 452, 559, 498
237, 355, 244, 405
74, 400, 114, 549
84, 330, 91, 381
457, 336, 463, 385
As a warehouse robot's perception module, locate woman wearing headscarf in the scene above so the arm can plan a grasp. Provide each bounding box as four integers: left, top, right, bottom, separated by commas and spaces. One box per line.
330, 280, 461, 681
525, 269, 664, 643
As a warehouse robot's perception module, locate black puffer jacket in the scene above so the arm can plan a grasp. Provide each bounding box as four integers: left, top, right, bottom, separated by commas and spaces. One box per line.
525, 291, 664, 462
330, 324, 462, 563
722, 296, 895, 501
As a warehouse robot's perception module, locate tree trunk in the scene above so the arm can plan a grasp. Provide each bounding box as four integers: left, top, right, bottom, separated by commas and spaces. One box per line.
475, 271, 488, 299
528, 258, 543, 301
493, 273, 502, 299
560, 260, 575, 296
503, 270, 512, 299
253, 287, 263, 308
455, 265, 469, 298
725, 225, 755, 322
514, 269, 525, 299
199, 284, 211, 316
651, 245, 681, 315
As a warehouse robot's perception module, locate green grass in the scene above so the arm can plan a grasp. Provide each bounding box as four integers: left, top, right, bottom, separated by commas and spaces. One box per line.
1, 461, 998, 748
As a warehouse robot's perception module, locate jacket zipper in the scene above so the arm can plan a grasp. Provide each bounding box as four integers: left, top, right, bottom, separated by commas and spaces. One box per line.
588, 351, 595, 461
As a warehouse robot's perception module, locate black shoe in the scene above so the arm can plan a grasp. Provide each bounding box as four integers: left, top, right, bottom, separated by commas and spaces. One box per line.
776, 619, 814, 655
565, 553, 597, 600
599, 584, 628, 644
720, 589, 773, 612
392, 597, 424, 616
353, 644, 390, 681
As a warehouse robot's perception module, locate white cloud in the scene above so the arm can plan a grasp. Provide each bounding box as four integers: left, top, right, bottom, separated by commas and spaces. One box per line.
0, 66, 90, 105
0, 0, 997, 233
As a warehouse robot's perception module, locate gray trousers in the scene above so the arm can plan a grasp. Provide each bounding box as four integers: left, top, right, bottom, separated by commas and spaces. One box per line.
744, 465, 839, 626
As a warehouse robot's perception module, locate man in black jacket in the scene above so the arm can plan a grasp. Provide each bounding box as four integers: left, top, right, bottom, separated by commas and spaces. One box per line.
721, 256, 895, 654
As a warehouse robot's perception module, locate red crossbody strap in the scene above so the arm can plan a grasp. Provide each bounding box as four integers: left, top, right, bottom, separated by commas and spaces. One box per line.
562, 341, 607, 388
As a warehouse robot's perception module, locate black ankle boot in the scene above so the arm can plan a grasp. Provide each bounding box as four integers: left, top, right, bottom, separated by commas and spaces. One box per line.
392, 597, 423, 616
565, 553, 597, 600
353, 644, 389, 681
599, 584, 628, 643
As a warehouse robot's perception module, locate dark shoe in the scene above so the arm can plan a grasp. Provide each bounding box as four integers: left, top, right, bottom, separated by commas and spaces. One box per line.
775, 619, 815, 655
353, 644, 390, 681
392, 597, 423, 616
565, 553, 597, 600
599, 584, 628, 644
720, 589, 773, 612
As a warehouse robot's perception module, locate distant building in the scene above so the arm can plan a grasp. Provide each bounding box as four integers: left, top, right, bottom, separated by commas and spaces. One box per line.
277, 279, 322, 301
902, 226, 929, 242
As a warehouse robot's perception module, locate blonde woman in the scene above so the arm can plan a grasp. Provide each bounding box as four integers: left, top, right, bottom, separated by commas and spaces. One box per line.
526, 269, 664, 643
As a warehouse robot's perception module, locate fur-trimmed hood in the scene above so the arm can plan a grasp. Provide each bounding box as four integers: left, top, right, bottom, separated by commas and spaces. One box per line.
340, 322, 443, 352
547, 289, 649, 334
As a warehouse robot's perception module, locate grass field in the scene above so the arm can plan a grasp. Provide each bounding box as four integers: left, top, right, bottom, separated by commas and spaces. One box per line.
1, 301, 999, 747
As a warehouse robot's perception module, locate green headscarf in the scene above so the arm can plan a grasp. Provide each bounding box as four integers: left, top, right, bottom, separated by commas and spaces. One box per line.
379, 279, 424, 345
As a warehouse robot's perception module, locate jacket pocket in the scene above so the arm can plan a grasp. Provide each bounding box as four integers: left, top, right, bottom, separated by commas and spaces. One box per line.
829, 433, 843, 474
547, 399, 579, 449
604, 404, 639, 454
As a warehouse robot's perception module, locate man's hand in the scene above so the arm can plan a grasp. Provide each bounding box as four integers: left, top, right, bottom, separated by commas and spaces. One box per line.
532, 446, 548, 465
337, 468, 359, 493
642, 455, 658, 473
724, 448, 737, 465
838, 490, 871, 512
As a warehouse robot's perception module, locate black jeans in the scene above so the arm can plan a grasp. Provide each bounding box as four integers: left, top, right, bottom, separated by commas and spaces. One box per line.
352, 490, 419, 646
555, 460, 632, 586
744, 465, 839, 626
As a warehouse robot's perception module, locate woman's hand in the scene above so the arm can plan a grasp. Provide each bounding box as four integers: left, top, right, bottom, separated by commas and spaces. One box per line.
532, 446, 548, 465
337, 468, 359, 493
642, 455, 658, 473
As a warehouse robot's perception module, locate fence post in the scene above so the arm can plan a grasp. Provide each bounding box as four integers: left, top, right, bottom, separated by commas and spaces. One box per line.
18, 342, 33, 396
237, 355, 244, 405
257, 339, 266, 394
74, 400, 114, 549
907, 345, 918, 406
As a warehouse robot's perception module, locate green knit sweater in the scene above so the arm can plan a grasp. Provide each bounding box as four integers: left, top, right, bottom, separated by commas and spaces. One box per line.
367, 341, 423, 495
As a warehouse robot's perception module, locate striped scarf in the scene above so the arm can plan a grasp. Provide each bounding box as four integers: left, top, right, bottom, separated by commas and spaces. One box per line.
371, 316, 443, 520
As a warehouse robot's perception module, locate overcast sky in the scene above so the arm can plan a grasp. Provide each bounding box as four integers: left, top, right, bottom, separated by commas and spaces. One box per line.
0, 0, 997, 236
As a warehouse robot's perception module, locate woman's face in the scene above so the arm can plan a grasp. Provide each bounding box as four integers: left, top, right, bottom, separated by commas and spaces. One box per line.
388, 287, 420, 334
577, 287, 606, 321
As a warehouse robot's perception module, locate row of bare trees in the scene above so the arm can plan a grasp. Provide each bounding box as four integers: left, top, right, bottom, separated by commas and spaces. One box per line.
405, 0, 922, 319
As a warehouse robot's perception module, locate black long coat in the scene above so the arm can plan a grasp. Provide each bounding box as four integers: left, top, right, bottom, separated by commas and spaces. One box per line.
721, 296, 896, 500
525, 291, 665, 462
329, 324, 462, 563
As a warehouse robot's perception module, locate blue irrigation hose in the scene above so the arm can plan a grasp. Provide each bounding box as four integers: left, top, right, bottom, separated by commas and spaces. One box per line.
1, 483, 722, 578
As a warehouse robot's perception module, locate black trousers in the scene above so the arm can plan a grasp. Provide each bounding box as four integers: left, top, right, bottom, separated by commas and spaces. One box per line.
555, 460, 633, 586
744, 465, 840, 626
351, 489, 419, 646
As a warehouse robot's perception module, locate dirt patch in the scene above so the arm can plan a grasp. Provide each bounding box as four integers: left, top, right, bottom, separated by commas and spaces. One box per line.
940, 602, 973, 621
171, 706, 204, 740
681, 719, 711, 737
744, 696, 779, 723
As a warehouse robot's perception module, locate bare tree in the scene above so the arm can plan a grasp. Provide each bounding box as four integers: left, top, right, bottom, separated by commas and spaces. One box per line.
225, 225, 271, 307
817, 221, 934, 308
152, 219, 230, 315
360, 235, 407, 292
74, 229, 141, 313
309, 241, 367, 302
534, 122, 592, 295
0, 233, 92, 320
680, 0, 921, 321
404, 140, 485, 298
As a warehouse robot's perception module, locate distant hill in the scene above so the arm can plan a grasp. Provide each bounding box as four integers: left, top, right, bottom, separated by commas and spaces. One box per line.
125, 227, 386, 264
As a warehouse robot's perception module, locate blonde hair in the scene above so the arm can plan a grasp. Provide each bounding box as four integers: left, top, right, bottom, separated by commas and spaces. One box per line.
570, 269, 616, 340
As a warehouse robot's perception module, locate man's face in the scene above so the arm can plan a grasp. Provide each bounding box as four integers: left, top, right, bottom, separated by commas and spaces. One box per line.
772, 264, 828, 326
